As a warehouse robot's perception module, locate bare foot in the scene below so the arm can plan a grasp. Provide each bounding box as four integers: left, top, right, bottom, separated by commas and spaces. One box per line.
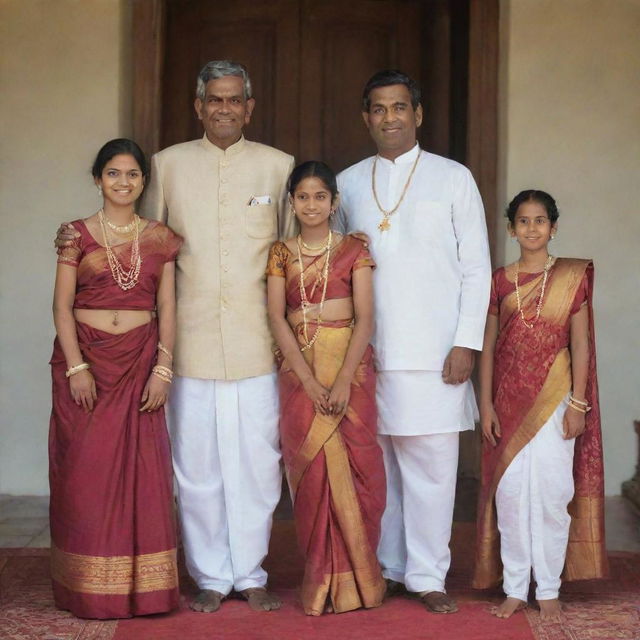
239, 587, 282, 611
189, 589, 225, 613
538, 598, 564, 622
419, 591, 458, 614
491, 597, 527, 619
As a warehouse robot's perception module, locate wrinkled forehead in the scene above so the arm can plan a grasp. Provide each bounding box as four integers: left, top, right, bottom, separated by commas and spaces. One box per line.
203, 75, 245, 98
368, 84, 413, 107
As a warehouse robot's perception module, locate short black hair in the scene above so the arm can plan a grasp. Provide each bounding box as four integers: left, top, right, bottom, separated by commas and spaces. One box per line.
91, 138, 149, 180
362, 69, 421, 112
288, 160, 338, 200
506, 190, 560, 224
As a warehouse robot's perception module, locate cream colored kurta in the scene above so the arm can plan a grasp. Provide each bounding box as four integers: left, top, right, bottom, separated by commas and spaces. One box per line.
141, 135, 295, 380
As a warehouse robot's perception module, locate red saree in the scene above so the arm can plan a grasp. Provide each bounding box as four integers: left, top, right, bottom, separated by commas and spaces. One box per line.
49, 219, 181, 618
267, 235, 386, 615
474, 258, 607, 589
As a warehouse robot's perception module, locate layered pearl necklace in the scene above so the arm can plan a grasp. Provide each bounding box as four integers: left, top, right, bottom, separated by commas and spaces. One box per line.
98, 208, 142, 291
296, 230, 332, 351
514, 255, 554, 329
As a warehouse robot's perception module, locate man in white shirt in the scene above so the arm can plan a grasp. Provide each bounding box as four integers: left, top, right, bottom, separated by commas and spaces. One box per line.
336, 69, 491, 613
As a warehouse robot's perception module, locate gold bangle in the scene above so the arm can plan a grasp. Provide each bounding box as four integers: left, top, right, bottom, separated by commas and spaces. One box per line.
569, 395, 588, 406
152, 365, 173, 376
152, 371, 172, 383
66, 362, 90, 378
568, 401, 587, 414
157, 342, 173, 360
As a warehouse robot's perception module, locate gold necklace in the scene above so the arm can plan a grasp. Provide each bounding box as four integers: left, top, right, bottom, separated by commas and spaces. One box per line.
514, 255, 554, 329
298, 232, 332, 253
371, 148, 421, 232
100, 208, 138, 234
98, 209, 142, 290
297, 230, 332, 351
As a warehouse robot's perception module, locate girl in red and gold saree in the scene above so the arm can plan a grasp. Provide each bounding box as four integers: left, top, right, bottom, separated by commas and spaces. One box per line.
50, 139, 182, 619
474, 190, 607, 621
266, 161, 386, 616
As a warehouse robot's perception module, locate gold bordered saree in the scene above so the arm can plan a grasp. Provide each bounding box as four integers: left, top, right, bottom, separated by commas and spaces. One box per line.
474, 258, 608, 589
267, 235, 386, 615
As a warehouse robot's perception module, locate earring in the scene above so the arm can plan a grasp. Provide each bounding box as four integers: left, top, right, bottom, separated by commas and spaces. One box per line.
330, 208, 336, 217
550, 234, 556, 240
289, 204, 296, 217
97, 185, 103, 196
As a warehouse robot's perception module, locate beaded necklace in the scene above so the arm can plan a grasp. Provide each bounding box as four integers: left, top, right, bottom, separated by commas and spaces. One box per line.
514, 255, 554, 329
371, 148, 421, 232
296, 230, 332, 351
97, 208, 142, 291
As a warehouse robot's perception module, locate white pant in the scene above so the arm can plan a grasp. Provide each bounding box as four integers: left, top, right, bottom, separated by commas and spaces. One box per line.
168, 374, 282, 595
377, 433, 459, 593
496, 398, 575, 601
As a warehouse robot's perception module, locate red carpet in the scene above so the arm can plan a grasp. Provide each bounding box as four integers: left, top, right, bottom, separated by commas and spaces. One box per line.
1, 523, 639, 640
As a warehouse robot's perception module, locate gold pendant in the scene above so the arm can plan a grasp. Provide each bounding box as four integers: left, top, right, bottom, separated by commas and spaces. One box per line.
378, 218, 391, 232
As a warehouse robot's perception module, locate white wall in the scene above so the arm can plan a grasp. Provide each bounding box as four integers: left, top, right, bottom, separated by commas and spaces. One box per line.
0, 0, 132, 494
498, 0, 640, 494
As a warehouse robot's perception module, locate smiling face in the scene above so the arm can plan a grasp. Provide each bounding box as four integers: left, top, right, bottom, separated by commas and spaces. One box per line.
94, 154, 144, 208
362, 84, 422, 160
291, 176, 336, 232
509, 200, 557, 252
194, 75, 255, 149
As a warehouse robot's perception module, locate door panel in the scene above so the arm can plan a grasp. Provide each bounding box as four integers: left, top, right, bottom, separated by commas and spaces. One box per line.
162, 0, 300, 154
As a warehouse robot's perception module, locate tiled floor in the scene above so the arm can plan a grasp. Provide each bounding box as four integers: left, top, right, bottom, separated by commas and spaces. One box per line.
1, 492, 638, 552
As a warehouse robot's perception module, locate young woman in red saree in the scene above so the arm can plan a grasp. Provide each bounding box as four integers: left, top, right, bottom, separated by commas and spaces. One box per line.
50, 139, 182, 619
266, 161, 386, 615
474, 190, 607, 621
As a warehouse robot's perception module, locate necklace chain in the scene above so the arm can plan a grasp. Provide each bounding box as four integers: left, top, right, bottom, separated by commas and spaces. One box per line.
299, 232, 331, 252
98, 209, 142, 291
296, 230, 332, 351
371, 148, 421, 232
514, 255, 554, 329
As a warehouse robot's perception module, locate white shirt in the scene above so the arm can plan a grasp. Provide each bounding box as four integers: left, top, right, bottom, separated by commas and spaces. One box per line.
336, 144, 491, 372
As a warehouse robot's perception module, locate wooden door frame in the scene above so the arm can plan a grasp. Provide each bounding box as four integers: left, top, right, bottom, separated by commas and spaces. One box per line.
132, 0, 498, 250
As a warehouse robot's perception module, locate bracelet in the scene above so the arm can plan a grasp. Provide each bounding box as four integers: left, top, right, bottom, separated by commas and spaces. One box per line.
568, 402, 587, 413
66, 362, 90, 378
152, 365, 173, 383
569, 395, 589, 407
157, 342, 173, 360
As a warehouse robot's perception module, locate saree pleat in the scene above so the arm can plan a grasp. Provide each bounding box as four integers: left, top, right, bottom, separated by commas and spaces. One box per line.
49, 320, 178, 618
272, 235, 386, 615
474, 258, 607, 589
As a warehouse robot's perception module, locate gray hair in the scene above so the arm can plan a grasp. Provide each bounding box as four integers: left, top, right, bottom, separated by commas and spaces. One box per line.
196, 60, 253, 101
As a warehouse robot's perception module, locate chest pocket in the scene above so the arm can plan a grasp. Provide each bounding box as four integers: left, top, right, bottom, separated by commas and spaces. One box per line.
245, 203, 277, 239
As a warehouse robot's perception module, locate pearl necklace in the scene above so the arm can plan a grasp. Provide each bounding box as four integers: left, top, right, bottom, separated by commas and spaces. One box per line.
296, 230, 332, 351
514, 255, 554, 329
371, 148, 421, 232
98, 209, 142, 291
101, 208, 138, 234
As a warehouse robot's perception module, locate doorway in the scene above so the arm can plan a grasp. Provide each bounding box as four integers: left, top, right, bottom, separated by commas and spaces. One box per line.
132, 0, 498, 486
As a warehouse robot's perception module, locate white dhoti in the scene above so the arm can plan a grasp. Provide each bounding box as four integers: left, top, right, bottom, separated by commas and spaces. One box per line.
376, 370, 474, 593
496, 397, 575, 601
168, 373, 282, 595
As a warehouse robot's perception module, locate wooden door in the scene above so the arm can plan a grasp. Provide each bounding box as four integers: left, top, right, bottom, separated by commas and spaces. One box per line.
157, 0, 434, 171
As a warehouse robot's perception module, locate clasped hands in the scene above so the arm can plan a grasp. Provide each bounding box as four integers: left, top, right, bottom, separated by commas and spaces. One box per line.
303, 375, 350, 416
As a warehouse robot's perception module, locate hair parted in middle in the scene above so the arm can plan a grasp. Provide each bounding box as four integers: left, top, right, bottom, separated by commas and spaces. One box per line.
506, 190, 560, 224
287, 161, 339, 201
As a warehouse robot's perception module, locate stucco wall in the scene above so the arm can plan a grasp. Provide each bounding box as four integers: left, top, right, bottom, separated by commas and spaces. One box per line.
0, 0, 132, 494
497, 0, 640, 494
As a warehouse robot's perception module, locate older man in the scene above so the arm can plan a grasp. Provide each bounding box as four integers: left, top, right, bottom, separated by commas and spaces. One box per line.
336, 70, 491, 614
142, 61, 294, 613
